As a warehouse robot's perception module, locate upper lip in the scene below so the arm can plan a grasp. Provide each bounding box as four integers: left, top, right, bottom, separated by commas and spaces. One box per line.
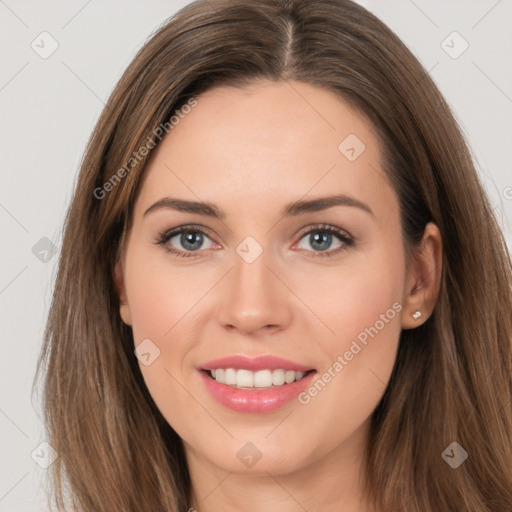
200, 355, 314, 372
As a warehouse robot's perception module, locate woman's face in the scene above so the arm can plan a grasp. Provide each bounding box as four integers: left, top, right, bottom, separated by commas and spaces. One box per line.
115, 80, 419, 476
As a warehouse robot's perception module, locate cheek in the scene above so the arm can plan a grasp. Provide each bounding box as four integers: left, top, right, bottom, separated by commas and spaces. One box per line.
124, 243, 208, 342
123, 242, 217, 376
123, 247, 207, 439
292, 239, 404, 357
292, 246, 404, 445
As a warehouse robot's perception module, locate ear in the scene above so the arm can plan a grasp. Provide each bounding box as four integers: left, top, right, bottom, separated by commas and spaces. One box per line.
113, 260, 132, 326
401, 222, 443, 330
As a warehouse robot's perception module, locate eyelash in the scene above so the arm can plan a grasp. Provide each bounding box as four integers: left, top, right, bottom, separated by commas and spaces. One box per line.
154, 223, 354, 259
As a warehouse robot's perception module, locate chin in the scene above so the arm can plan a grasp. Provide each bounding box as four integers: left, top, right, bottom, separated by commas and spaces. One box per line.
192, 436, 315, 477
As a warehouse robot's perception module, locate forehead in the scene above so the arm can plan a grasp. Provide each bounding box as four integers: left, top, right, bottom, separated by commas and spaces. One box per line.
134, 80, 395, 220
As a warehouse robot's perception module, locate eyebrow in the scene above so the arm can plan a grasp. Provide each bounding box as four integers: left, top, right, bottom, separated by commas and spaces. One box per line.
143, 194, 375, 219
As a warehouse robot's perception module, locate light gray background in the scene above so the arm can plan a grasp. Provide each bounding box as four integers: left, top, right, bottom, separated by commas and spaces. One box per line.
1, 1, 511, 510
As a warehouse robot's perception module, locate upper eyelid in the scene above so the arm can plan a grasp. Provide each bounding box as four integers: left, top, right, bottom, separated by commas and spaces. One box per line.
296, 223, 352, 239
161, 224, 216, 241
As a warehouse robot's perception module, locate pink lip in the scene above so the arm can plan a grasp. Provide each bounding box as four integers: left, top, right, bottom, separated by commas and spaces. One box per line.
198, 355, 316, 413
199, 370, 316, 413
200, 355, 313, 372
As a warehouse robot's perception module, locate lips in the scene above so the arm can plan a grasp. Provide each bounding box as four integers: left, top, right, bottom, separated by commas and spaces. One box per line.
198, 355, 316, 413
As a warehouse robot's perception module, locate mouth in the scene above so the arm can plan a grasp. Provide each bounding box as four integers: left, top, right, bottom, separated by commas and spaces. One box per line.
198, 355, 317, 413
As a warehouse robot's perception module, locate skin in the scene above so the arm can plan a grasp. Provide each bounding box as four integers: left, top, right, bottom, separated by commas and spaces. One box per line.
114, 80, 442, 512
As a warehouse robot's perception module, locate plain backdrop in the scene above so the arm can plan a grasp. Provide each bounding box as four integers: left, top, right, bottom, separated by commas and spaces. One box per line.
1, 0, 511, 510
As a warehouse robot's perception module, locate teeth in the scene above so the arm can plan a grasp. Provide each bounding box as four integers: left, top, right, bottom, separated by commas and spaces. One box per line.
272, 369, 285, 386
224, 368, 237, 385
285, 370, 295, 384
209, 368, 308, 388
237, 369, 253, 388
254, 370, 272, 388
215, 369, 225, 383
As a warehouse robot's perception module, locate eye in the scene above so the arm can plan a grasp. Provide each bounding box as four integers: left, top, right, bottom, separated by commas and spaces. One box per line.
155, 224, 218, 258
155, 223, 354, 259
295, 223, 354, 257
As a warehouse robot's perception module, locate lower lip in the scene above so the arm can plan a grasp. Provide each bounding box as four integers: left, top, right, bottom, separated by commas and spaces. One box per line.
199, 370, 316, 413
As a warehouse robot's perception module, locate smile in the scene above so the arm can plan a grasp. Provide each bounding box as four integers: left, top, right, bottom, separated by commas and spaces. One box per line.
199, 355, 317, 413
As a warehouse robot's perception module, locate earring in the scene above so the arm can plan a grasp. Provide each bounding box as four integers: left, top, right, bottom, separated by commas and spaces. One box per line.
411, 311, 422, 320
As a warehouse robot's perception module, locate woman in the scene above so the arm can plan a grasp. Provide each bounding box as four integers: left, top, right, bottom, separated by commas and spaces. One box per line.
34, 0, 512, 510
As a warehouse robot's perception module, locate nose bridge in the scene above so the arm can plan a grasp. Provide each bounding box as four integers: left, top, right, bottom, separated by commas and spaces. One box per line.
217, 237, 291, 333
233, 240, 273, 296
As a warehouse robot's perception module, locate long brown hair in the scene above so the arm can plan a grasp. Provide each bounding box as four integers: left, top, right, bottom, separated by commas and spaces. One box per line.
33, 0, 512, 510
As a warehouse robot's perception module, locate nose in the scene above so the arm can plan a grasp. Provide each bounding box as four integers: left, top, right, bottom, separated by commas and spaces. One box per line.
216, 248, 293, 336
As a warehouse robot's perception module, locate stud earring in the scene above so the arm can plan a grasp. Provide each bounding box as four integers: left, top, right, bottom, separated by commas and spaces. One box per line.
411, 311, 422, 320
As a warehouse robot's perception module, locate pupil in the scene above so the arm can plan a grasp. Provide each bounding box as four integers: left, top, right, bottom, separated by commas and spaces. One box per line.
311, 232, 331, 251
182, 232, 203, 250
